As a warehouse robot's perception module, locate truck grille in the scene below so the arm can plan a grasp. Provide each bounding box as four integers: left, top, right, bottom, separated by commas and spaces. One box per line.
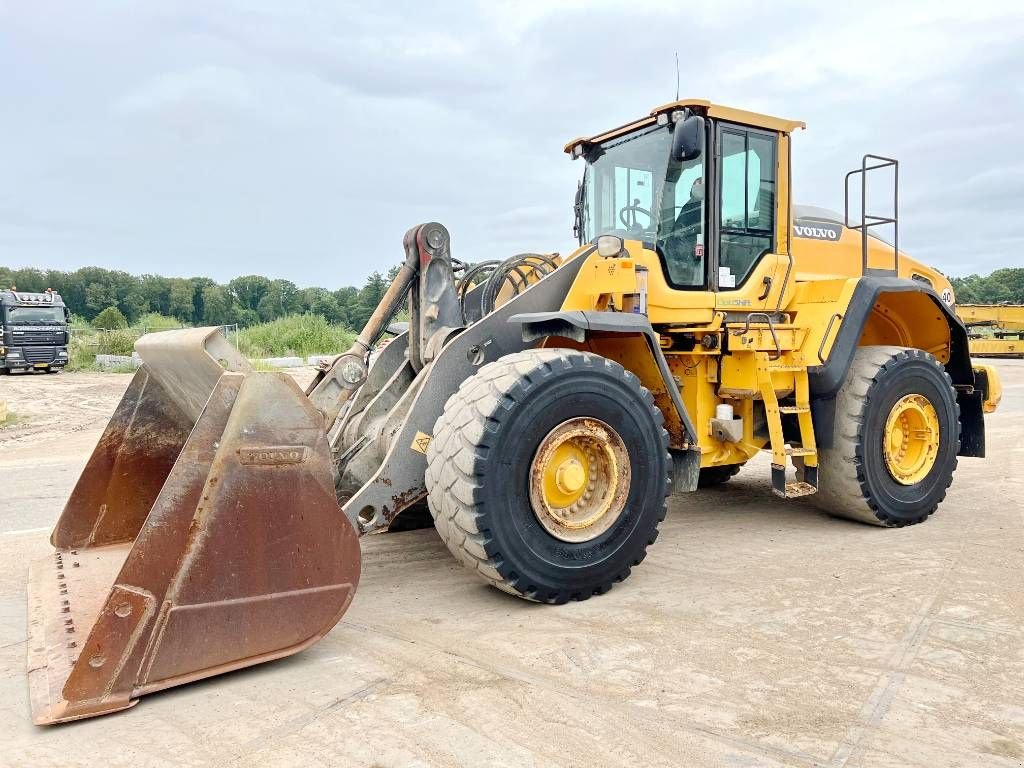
20, 331, 59, 342
23, 347, 56, 364
17, 331, 61, 344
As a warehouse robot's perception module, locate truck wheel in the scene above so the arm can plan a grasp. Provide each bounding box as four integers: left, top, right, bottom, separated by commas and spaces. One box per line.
698, 464, 741, 487
426, 348, 670, 603
812, 346, 959, 527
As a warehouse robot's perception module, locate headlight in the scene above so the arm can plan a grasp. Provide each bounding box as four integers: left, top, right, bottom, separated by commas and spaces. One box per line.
58, 350, 68, 357
597, 234, 625, 258
8, 351, 20, 357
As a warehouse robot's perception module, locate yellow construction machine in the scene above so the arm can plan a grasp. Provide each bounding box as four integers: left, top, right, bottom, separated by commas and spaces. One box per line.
27, 100, 1002, 724
957, 304, 1024, 358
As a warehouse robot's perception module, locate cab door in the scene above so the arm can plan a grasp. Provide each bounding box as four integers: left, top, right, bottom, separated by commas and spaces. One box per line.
713, 123, 780, 310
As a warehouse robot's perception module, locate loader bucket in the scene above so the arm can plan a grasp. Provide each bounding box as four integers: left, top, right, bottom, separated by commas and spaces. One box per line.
27, 327, 361, 724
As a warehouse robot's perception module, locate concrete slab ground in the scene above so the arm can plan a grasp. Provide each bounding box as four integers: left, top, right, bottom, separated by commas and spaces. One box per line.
0, 360, 1021, 767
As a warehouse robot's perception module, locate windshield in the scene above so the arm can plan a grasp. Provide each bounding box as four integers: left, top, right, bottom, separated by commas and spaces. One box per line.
6, 306, 66, 324
581, 124, 705, 287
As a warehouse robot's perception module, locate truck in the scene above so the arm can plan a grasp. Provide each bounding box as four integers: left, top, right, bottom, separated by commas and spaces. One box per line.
0, 288, 70, 374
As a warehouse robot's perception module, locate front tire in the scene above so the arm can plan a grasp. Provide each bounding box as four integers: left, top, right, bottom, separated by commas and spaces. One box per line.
425, 349, 670, 603
812, 346, 959, 527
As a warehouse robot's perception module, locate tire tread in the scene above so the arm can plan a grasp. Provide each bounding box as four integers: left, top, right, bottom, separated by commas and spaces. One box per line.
813, 345, 960, 527
425, 349, 670, 602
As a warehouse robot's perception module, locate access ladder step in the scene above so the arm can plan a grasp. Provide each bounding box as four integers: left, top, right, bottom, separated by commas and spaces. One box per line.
775, 481, 818, 499
771, 463, 818, 499
785, 446, 817, 457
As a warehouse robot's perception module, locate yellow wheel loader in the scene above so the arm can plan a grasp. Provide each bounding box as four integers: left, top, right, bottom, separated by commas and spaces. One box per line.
27, 99, 1002, 724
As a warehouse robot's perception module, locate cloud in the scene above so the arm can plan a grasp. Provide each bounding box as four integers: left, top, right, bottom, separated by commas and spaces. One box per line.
117, 66, 256, 114
0, 1, 1022, 285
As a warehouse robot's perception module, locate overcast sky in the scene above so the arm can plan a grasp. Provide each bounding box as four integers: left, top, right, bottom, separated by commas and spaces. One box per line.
2, 1, 1022, 288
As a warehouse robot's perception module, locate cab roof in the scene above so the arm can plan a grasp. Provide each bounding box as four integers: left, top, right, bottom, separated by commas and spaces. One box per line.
1, 289, 64, 306
563, 99, 806, 155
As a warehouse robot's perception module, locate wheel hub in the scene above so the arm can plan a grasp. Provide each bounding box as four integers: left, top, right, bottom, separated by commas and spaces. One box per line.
882, 393, 940, 485
529, 418, 631, 543
554, 459, 586, 495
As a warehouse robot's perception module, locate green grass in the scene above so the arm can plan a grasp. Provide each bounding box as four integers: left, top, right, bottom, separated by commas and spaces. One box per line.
66, 331, 136, 371
66, 336, 100, 372
106, 363, 139, 374
69, 313, 93, 331
0, 411, 20, 429
65, 313, 351, 372
247, 358, 281, 372
135, 312, 184, 332
234, 314, 355, 358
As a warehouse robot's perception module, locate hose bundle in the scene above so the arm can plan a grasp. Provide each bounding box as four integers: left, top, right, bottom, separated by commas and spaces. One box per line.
456, 253, 558, 322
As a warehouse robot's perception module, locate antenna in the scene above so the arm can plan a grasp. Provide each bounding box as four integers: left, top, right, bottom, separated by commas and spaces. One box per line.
675, 52, 680, 100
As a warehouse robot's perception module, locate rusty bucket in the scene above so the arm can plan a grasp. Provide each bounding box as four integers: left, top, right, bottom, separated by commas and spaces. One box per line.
27, 328, 361, 724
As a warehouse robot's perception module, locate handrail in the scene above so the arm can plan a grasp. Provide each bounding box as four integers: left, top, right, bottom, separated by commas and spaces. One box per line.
844, 154, 899, 276
730, 311, 782, 360
817, 313, 842, 364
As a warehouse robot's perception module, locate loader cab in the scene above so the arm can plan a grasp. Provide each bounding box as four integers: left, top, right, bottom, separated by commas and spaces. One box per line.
568, 100, 802, 302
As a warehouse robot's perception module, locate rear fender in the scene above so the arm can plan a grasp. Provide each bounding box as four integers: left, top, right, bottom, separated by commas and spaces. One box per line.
808, 277, 983, 456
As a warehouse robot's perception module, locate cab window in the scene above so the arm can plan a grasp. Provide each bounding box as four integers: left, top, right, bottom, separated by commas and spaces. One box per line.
614, 166, 653, 227
658, 158, 705, 288
719, 128, 776, 288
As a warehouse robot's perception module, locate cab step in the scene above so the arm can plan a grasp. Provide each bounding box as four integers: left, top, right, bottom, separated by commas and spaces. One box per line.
778, 481, 818, 499
778, 405, 809, 415
757, 352, 818, 500
785, 446, 817, 457
771, 463, 819, 499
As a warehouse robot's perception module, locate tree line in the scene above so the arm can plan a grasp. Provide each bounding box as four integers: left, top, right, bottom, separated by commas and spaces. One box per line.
0, 264, 400, 330
949, 268, 1024, 305
1, 263, 1020, 330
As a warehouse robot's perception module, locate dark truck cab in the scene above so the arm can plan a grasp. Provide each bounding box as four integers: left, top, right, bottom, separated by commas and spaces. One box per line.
0, 288, 70, 373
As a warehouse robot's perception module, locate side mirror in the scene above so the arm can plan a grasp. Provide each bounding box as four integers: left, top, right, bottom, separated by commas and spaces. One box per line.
671, 115, 705, 162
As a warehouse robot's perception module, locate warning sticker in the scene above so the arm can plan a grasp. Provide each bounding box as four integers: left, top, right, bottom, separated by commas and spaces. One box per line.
411, 431, 432, 454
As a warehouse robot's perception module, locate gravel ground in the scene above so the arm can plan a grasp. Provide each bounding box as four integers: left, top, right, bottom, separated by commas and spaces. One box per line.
0, 360, 1021, 767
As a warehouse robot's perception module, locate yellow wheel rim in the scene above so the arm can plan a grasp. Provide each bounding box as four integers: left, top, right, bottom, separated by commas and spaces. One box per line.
882, 394, 940, 485
529, 418, 631, 543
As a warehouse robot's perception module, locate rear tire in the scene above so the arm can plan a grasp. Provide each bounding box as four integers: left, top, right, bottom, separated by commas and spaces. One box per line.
812, 346, 959, 527
425, 349, 670, 603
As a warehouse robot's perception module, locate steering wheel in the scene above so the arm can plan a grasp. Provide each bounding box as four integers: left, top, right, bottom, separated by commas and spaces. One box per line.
619, 199, 652, 230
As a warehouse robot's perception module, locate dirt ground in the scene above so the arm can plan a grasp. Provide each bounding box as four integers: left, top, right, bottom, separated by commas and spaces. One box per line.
0, 361, 1021, 767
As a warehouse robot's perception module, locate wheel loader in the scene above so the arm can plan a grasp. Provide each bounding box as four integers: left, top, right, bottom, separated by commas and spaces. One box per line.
26, 99, 1002, 724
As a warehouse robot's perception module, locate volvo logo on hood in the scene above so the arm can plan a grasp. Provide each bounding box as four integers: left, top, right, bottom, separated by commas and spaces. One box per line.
793, 221, 843, 241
